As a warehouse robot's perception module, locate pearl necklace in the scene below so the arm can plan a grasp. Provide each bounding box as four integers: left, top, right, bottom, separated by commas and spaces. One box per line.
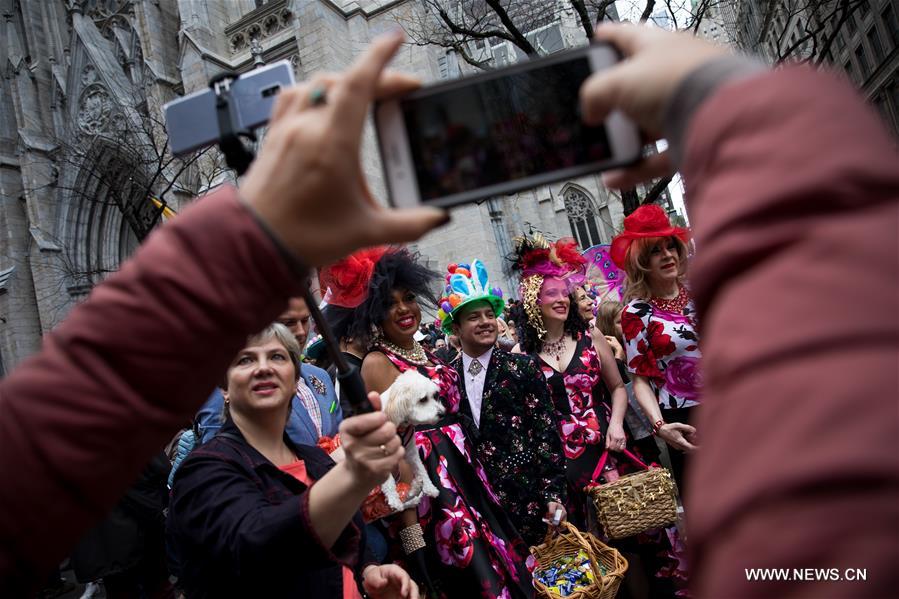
650, 285, 690, 313
379, 339, 428, 365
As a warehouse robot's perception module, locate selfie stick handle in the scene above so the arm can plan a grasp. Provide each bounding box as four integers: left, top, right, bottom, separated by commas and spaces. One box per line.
301, 286, 375, 415
210, 72, 256, 177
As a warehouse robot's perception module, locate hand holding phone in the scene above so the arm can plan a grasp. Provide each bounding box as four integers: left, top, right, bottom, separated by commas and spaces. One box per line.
375, 43, 641, 208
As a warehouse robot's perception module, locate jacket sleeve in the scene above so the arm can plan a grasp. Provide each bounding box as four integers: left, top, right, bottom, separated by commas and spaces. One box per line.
524, 357, 568, 505
195, 389, 226, 443
0, 186, 306, 592
169, 451, 361, 574
680, 66, 899, 597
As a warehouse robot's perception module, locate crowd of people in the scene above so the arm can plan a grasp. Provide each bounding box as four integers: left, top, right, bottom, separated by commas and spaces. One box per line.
2, 21, 896, 599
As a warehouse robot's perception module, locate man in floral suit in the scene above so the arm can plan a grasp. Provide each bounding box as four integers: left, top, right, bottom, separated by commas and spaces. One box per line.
437, 260, 567, 546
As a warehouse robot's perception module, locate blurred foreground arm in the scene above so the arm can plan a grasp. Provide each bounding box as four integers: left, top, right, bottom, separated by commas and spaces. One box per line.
582, 23, 899, 598
0, 31, 445, 593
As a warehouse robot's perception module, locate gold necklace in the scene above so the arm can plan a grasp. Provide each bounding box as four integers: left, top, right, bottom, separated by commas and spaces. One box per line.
379, 339, 428, 365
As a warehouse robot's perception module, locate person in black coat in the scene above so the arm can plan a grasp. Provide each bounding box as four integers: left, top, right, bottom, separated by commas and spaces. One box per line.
167, 324, 417, 598
72, 452, 173, 598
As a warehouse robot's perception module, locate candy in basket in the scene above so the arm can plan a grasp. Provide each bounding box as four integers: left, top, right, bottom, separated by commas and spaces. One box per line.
530, 521, 627, 599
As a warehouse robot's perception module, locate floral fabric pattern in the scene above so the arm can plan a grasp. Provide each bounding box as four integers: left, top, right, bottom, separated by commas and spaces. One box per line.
539, 331, 614, 530
622, 297, 702, 409
381, 349, 532, 599
453, 349, 567, 547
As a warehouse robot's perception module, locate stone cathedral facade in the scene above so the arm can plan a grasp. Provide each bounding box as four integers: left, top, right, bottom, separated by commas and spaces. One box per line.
0, 0, 626, 373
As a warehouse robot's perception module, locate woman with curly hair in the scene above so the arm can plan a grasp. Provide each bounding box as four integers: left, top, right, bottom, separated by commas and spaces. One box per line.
511, 235, 628, 530
319, 248, 532, 599
515, 236, 690, 598
611, 205, 701, 490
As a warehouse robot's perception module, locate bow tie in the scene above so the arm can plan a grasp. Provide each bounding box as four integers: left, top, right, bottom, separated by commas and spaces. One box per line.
467, 359, 484, 377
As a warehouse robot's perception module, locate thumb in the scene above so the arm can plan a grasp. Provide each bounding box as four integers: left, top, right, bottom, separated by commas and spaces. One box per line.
367, 207, 450, 245
580, 66, 628, 126
368, 390, 383, 412
593, 23, 645, 56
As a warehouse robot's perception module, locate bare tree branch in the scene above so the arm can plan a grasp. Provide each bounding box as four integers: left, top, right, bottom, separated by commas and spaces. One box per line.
570, 0, 595, 38
640, 0, 656, 23
484, 0, 538, 54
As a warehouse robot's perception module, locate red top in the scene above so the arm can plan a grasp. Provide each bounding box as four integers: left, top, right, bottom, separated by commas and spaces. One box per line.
279, 461, 363, 599
682, 65, 899, 597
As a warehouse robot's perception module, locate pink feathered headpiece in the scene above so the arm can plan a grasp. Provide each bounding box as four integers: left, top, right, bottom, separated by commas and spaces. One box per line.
514, 235, 586, 285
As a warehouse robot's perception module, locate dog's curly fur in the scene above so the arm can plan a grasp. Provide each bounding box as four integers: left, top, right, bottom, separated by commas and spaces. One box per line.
379, 370, 444, 511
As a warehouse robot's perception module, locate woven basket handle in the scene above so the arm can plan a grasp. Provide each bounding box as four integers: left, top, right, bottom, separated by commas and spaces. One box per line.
590, 448, 653, 483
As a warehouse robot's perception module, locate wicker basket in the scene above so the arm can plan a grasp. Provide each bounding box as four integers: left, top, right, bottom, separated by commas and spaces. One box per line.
586, 450, 678, 540
530, 521, 628, 599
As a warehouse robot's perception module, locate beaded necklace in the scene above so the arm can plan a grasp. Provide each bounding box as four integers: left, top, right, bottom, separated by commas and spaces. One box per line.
379, 339, 428, 366
650, 285, 690, 313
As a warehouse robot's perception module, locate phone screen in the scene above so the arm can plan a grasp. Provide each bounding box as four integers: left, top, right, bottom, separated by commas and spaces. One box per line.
400, 57, 610, 202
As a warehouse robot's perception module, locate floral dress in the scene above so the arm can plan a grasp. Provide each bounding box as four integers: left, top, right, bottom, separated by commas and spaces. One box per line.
538, 331, 612, 530
621, 297, 702, 410
381, 347, 533, 599
539, 333, 691, 597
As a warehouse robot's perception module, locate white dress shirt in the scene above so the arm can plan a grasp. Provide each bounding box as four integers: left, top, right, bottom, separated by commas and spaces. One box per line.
461, 347, 493, 429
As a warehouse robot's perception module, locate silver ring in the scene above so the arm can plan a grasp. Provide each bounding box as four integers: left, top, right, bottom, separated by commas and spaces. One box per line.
379, 443, 388, 456
309, 86, 327, 107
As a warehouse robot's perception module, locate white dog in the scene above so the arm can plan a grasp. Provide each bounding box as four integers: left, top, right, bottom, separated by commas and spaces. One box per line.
379, 370, 444, 512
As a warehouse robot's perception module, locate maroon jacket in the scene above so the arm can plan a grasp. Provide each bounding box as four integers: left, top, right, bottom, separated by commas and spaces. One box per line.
682, 66, 899, 597
0, 188, 309, 593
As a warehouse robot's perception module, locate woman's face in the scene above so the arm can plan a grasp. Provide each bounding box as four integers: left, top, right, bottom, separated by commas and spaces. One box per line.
575, 287, 594, 321
381, 288, 422, 344
538, 278, 570, 325
647, 237, 681, 287
224, 337, 296, 418
496, 318, 508, 337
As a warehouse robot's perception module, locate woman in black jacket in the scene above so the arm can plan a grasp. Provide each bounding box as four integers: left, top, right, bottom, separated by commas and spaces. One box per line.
167, 323, 417, 598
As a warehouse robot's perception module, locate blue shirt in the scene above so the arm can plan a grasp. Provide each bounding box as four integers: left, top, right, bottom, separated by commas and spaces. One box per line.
196, 363, 342, 445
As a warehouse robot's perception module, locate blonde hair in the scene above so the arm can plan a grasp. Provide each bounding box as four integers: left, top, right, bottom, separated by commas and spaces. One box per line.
621, 236, 689, 303
222, 323, 303, 418
596, 300, 624, 343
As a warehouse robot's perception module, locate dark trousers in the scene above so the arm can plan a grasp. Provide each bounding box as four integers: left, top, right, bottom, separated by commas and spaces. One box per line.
661, 406, 694, 492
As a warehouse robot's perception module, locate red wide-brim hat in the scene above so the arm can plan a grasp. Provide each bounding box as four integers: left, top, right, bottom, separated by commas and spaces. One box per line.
610, 204, 689, 269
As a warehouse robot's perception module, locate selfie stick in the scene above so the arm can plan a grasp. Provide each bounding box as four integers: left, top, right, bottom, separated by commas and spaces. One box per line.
301, 287, 375, 415
210, 72, 375, 416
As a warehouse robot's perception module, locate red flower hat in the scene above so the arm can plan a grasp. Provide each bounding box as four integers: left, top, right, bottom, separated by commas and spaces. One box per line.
318, 246, 389, 308
610, 204, 689, 269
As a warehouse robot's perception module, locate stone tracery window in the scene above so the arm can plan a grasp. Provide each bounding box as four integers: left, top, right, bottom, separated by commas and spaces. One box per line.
563, 187, 612, 249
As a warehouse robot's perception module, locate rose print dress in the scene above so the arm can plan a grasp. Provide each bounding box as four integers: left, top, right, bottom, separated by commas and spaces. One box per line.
622, 295, 702, 490
380, 347, 533, 599
538, 331, 614, 530
540, 332, 691, 598
621, 297, 701, 410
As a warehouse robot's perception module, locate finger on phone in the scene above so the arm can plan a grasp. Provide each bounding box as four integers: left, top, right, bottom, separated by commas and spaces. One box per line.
601, 151, 673, 189
580, 67, 627, 126
375, 70, 421, 99
593, 23, 643, 56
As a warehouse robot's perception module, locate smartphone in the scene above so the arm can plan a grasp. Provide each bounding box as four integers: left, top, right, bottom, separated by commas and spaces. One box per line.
374, 44, 641, 208
164, 60, 294, 156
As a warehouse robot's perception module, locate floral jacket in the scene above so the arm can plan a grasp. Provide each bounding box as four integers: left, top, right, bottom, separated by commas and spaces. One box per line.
453, 349, 567, 545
